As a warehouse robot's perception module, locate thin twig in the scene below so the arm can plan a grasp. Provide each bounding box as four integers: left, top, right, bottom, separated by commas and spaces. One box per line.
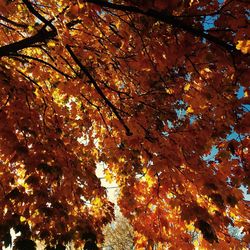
10, 53, 72, 79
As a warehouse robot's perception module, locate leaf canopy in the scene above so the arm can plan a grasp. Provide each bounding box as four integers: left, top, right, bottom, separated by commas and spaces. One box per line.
0, 0, 249, 249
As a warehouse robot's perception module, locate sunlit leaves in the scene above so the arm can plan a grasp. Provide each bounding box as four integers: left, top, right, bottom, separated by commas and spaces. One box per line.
236, 40, 250, 54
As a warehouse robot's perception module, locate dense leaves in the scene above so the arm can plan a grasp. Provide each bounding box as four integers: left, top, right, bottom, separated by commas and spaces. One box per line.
0, 0, 249, 249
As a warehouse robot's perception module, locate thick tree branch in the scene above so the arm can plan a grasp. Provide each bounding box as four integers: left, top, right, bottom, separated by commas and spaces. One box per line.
66, 45, 133, 136
0, 15, 28, 28
84, 0, 239, 55
0, 0, 240, 58
0, 0, 66, 57
0, 27, 56, 57
22, 0, 56, 30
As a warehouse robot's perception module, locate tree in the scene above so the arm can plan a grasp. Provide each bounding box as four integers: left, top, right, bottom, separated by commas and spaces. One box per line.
0, 0, 249, 249
103, 214, 134, 250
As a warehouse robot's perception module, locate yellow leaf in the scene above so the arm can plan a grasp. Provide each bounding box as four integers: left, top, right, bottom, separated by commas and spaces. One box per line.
18, 4, 23, 11
144, 172, 155, 187
193, 239, 199, 247
236, 40, 250, 54
187, 106, 194, 113
34, 88, 40, 97
20, 216, 26, 222
229, 211, 237, 219
184, 83, 191, 92
47, 40, 56, 47
118, 157, 125, 163
186, 223, 195, 231
28, 25, 34, 32
78, 3, 84, 9
92, 197, 103, 207
104, 170, 113, 183
166, 88, 174, 94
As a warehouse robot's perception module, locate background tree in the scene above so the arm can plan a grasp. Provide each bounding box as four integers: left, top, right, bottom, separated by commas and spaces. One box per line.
103, 214, 134, 250
0, 0, 249, 249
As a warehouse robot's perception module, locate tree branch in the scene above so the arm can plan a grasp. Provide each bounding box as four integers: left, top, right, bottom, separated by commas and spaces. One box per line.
0, 15, 28, 28
10, 53, 72, 79
66, 45, 132, 136
84, 0, 239, 55
0, 27, 56, 57
22, 0, 56, 30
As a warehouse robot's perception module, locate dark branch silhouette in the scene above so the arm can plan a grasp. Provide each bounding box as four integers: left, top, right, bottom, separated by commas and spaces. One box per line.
85, 0, 239, 55
66, 45, 133, 136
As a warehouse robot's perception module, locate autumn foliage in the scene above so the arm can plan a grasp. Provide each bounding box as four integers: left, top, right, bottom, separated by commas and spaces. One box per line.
0, 0, 249, 249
